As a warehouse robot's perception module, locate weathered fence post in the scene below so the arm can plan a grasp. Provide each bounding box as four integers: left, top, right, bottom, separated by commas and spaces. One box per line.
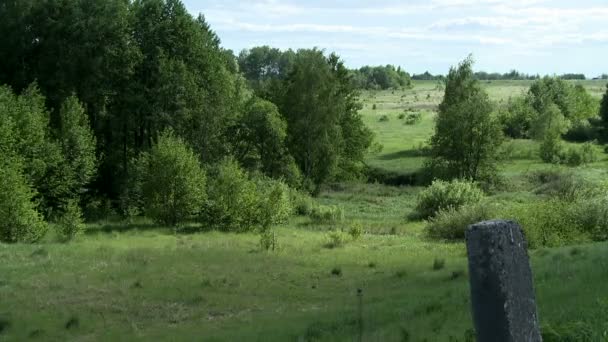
465, 220, 542, 342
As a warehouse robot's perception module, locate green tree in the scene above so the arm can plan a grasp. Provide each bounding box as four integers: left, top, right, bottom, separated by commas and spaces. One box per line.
600, 84, 608, 141
279, 49, 372, 193
202, 158, 259, 232
428, 56, 503, 181
534, 104, 569, 163
0, 114, 47, 243
57, 96, 97, 198
134, 131, 207, 226
230, 97, 301, 186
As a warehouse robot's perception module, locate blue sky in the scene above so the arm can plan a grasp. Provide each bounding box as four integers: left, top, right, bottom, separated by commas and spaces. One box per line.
185, 0, 608, 76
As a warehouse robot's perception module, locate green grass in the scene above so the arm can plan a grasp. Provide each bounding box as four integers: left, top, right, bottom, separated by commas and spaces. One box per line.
2, 79, 608, 341
1, 220, 607, 341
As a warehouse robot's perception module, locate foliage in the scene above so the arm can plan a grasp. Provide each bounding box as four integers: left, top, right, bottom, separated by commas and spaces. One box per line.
291, 191, 315, 216
426, 204, 495, 240
404, 112, 422, 125
56, 199, 86, 241
414, 179, 484, 219
600, 84, 608, 141
348, 222, 363, 240
231, 97, 301, 187
310, 205, 345, 224
203, 158, 293, 232
428, 56, 503, 182
529, 169, 607, 202
534, 104, 569, 163
0, 159, 47, 243
134, 131, 207, 226
278, 49, 373, 192
325, 230, 349, 249
350, 65, 411, 90
562, 143, 598, 166
254, 176, 293, 230
57, 96, 97, 199
259, 229, 278, 251
500, 200, 588, 248
0, 0, 241, 199
527, 77, 597, 128
497, 97, 536, 138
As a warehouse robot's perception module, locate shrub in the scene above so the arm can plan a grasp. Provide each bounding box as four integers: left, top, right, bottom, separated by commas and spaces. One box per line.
291, 190, 315, 216
134, 131, 207, 226
348, 222, 363, 240
310, 205, 345, 224
325, 230, 349, 248
202, 158, 259, 232
414, 179, 484, 219
427, 203, 496, 240
254, 176, 293, 230
397, 113, 406, 120
56, 199, 85, 241
259, 229, 278, 251
432, 258, 445, 270
0, 160, 48, 243
203, 160, 293, 232
563, 143, 598, 166
499, 200, 587, 249
404, 112, 422, 125
530, 170, 606, 201
566, 197, 608, 241
378, 115, 389, 122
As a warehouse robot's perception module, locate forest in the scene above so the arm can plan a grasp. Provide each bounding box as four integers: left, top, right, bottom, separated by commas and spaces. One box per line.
1, 0, 608, 341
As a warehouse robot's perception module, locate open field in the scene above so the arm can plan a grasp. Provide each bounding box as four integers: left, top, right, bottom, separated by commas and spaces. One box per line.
1, 80, 608, 341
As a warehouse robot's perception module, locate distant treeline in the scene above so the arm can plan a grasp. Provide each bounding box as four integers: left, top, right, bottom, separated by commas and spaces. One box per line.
349, 65, 411, 90
411, 70, 600, 81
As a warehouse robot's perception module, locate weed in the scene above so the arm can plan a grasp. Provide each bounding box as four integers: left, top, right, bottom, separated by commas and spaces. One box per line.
433, 258, 446, 271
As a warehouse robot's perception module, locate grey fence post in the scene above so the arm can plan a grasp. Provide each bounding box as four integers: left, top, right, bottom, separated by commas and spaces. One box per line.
465, 220, 542, 342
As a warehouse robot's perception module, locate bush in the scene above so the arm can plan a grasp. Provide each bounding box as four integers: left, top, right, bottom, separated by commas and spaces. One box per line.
56, 199, 85, 241
203, 160, 293, 232
563, 143, 598, 166
566, 197, 608, 241
427, 203, 496, 240
397, 113, 406, 120
325, 230, 349, 248
310, 205, 345, 224
134, 131, 207, 226
348, 222, 363, 240
530, 170, 606, 201
378, 115, 389, 122
259, 229, 278, 251
254, 176, 293, 230
202, 158, 260, 232
499, 200, 587, 248
291, 190, 315, 216
404, 112, 422, 125
414, 179, 484, 219
0, 160, 48, 243
563, 120, 598, 142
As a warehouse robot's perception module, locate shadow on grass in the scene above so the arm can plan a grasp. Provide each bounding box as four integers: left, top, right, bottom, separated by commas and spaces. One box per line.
86, 221, 214, 235
377, 149, 429, 160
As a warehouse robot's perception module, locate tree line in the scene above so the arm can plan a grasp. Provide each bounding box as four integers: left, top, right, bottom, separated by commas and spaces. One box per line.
0, 0, 373, 243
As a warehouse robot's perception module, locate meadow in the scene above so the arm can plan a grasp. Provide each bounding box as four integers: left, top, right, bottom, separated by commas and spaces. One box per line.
1, 80, 608, 341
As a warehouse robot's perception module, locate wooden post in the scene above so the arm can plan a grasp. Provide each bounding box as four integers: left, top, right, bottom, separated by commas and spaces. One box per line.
465, 220, 542, 342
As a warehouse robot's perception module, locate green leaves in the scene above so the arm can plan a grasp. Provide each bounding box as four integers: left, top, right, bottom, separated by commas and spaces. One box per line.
429, 56, 503, 182
134, 130, 207, 226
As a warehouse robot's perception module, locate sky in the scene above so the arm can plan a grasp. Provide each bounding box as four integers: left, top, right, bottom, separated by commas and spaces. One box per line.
184, 0, 608, 76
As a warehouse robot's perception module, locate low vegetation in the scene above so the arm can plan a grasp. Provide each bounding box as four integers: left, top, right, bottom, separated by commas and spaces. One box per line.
0, 1, 608, 340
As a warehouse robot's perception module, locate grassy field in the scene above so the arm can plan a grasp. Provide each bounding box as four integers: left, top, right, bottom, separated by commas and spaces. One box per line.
1, 80, 608, 341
